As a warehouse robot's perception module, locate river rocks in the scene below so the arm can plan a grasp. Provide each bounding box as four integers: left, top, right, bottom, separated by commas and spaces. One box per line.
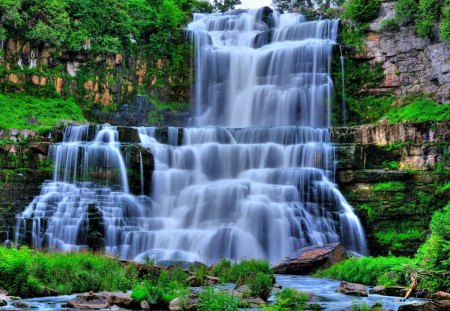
67, 292, 109, 309
398, 300, 450, 311
273, 243, 347, 275
169, 295, 198, 311
100, 292, 134, 308
12, 301, 30, 308
369, 285, 409, 297
336, 281, 368, 297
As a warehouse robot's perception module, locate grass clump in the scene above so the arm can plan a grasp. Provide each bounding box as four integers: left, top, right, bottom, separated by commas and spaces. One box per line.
315, 256, 415, 286
264, 288, 308, 311
0, 247, 137, 297
210, 259, 274, 299
0, 93, 87, 132
379, 18, 400, 32
198, 287, 239, 311
131, 266, 189, 305
373, 181, 406, 192
381, 97, 450, 124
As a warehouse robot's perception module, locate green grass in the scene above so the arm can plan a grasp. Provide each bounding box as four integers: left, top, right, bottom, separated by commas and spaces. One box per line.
0, 93, 87, 132
0, 247, 137, 297
373, 181, 406, 192
381, 98, 450, 124
210, 259, 274, 299
315, 256, 415, 287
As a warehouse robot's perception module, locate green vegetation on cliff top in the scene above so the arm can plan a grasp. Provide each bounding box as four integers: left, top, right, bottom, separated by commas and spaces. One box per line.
0, 93, 87, 131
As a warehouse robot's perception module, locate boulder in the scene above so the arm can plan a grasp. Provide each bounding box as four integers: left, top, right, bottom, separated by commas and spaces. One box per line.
434, 291, 450, 300
100, 292, 133, 308
398, 300, 450, 311
273, 243, 347, 274
336, 281, 368, 297
67, 292, 109, 310
0, 300, 7, 307
140, 300, 150, 310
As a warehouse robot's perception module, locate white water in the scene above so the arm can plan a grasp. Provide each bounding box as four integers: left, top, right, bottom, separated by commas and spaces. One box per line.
15, 8, 367, 264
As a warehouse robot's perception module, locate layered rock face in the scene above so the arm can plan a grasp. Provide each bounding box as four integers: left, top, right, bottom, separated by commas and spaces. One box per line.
354, 2, 450, 102
333, 122, 450, 256
1, 122, 449, 256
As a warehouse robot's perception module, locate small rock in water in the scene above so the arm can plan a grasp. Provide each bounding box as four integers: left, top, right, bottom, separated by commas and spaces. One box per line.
336, 281, 368, 297
0, 300, 7, 307
12, 301, 30, 308
140, 300, 150, 310
67, 292, 109, 309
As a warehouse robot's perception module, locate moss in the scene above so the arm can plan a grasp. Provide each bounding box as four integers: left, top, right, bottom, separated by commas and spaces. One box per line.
373, 181, 406, 192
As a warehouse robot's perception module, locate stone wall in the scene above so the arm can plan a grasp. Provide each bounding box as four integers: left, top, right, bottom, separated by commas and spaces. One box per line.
352, 1, 450, 102
333, 122, 450, 256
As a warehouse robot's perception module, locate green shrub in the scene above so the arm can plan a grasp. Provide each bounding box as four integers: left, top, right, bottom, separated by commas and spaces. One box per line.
379, 18, 400, 32
395, 0, 418, 26
198, 287, 239, 311
346, 96, 394, 125
315, 256, 415, 286
343, 0, 381, 23
416, 204, 450, 292
440, 0, 450, 43
264, 288, 308, 311
247, 272, 273, 300
381, 97, 450, 124
416, 0, 440, 39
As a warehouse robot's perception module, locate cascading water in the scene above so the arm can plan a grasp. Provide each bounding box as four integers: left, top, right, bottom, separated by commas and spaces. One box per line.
16, 8, 367, 264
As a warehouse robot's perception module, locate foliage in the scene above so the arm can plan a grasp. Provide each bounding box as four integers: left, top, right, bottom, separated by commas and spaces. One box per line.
263, 288, 308, 311
440, 0, 450, 43
272, 0, 345, 12
379, 18, 399, 32
373, 181, 405, 192
131, 266, 189, 304
0, 247, 137, 296
315, 256, 415, 286
210, 259, 274, 299
381, 97, 450, 124
395, 0, 418, 26
346, 96, 394, 125
416, 204, 450, 292
213, 0, 241, 12
375, 229, 425, 252
342, 0, 381, 23
0, 93, 87, 132
198, 287, 239, 311
416, 0, 440, 39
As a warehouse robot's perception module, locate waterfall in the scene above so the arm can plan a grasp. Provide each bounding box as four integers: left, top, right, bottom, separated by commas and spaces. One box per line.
15, 8, 367, 263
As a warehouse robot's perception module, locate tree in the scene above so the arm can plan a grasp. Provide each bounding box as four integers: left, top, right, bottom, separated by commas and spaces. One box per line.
213, 0, 241, 12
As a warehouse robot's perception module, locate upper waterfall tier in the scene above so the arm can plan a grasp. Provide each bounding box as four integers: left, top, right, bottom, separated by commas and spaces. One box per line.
187, 9, 338, 128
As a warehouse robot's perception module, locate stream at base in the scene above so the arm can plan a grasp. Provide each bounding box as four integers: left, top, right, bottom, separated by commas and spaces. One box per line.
0, 276, 426, 311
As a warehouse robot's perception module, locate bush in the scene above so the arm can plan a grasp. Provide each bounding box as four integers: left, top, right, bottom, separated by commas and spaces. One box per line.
343, 0, 381, 23
416, 0, 440, 39
395, 0, 418, 26
373, 181, 405, 192
264, 288, 308, 311
198, 287, 239, 311
379, 18, 400, 32
416, 204, 450, 292
315, 256, 415, 286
